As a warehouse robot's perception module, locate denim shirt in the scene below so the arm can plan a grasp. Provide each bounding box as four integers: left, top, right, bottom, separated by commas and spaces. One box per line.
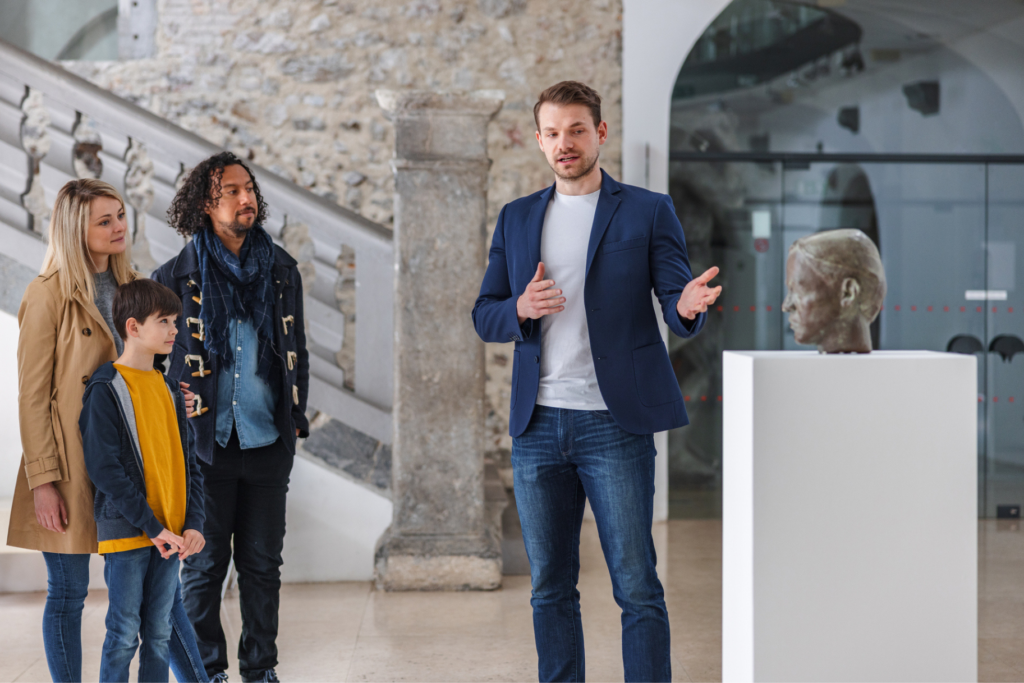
215, 317, 280, 449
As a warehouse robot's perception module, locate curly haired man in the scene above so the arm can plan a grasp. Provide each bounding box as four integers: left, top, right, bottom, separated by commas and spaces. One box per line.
153, 152, 310, 683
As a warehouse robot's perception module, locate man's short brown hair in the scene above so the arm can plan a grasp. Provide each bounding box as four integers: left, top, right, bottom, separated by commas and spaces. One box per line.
533, 81, 602, 131
113, 278, 182, 340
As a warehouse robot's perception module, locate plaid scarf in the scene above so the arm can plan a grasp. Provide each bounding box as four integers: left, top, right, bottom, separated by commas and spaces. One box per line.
193, 225, 277, 383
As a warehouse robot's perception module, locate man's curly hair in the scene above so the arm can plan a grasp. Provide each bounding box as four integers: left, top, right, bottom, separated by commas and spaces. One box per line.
167, 151, 269, 237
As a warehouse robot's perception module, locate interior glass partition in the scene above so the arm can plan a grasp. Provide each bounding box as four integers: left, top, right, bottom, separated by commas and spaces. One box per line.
667, 154, 1024, 519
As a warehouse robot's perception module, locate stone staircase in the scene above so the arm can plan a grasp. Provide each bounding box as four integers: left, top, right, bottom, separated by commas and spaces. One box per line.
0, 38, 397, 587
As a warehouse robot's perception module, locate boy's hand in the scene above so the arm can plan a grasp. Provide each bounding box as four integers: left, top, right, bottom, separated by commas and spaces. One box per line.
150, 528, 185, 559
178, 529, 206, 560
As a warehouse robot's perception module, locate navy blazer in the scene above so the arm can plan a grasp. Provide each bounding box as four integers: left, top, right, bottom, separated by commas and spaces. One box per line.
472, 170, 707, 437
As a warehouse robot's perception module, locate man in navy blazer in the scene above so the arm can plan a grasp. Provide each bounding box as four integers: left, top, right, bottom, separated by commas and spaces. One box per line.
473, 82, 721, 683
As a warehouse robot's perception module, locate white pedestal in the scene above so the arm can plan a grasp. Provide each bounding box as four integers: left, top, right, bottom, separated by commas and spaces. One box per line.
723, 351, 977, 683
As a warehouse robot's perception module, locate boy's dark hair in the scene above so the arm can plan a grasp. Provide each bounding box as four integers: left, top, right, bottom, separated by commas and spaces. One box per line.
166, 151, 268, 238
533, 81, 602, 132
113, 279, 182, 341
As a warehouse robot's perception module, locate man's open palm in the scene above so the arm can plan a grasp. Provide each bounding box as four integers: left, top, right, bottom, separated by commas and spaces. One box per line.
677, 266, 722, 320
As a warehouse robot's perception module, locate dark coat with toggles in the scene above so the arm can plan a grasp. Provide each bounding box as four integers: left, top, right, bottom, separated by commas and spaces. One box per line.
152, 241, 310, 464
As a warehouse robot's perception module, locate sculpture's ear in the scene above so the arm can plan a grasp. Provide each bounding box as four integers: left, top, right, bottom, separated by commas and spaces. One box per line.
840, 277, 861, 308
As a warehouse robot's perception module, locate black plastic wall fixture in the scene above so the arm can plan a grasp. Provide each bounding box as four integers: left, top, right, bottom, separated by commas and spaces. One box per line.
903, 81, 940, 116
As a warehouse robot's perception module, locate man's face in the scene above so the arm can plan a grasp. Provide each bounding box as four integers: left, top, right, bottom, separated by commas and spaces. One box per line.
127, 312, 178, 356
535, 102, 607, 182
205, 164, 257, 237
782, 251, 840, 345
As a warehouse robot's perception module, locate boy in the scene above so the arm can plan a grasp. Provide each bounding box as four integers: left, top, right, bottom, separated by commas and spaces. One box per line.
80, 278, 206, 683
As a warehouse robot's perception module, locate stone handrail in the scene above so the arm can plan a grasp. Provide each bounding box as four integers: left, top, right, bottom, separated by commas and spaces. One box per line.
0, 38, 393, 443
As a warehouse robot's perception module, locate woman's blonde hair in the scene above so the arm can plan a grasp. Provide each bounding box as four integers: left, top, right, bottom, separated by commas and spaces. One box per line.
42, 179, 137, 300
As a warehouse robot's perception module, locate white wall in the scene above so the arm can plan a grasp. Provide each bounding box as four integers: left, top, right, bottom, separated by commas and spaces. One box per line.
622, 0, 731, 192
622, 0, 731, 521
0, 310, 21, 500
281, 454, 393, 582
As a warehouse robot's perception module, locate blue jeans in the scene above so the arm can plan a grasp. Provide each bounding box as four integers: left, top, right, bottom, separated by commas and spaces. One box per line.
41, 553, 208, 682
512, 406, 671, 683
100, 547, 180, 683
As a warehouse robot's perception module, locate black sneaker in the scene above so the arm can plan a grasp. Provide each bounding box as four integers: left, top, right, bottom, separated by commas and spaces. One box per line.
257, 670, 279, 683
211, 674, 229, 683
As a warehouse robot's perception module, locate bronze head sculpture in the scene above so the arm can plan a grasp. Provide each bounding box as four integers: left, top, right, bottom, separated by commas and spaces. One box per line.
782, 229, 886, 354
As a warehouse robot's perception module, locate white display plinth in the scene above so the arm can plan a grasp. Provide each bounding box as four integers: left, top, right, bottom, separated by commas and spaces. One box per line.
723, 351, 977, 683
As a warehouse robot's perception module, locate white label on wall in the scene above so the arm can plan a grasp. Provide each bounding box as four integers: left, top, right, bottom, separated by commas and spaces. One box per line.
751, 210, 771, 238
965, 290, 1008, 301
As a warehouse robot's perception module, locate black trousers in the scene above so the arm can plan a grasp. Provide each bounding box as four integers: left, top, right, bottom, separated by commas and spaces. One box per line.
180, 430, 294, 681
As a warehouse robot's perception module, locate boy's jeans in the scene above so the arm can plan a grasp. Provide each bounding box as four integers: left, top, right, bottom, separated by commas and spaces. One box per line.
101, 546, 180, 683
41, 553, 208, 683
512, 405, 671, 683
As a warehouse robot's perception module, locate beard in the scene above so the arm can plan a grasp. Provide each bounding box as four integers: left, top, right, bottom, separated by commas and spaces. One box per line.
219, 212, 256, 237
549, 148, 600, 181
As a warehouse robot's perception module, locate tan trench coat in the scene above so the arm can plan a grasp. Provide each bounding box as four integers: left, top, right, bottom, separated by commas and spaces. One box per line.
6, 266, 117, 554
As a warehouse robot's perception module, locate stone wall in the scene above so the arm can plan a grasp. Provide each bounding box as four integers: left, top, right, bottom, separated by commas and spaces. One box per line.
64, 0, 623, 467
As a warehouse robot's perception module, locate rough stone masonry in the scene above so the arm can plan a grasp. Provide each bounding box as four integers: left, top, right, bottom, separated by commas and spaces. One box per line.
63, 0, 623, 476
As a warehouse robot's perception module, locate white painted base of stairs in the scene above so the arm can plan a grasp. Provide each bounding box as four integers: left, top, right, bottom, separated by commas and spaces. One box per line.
282, 454, 392, 583
0, 499, 106, 592
1, 455, 393, 593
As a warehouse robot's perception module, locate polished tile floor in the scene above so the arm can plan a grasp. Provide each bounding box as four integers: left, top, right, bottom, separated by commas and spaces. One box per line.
1, 519, 1022, 682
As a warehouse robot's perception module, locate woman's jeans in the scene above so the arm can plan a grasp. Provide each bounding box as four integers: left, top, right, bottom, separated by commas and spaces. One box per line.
512, 406, 671, 683
41, 552, 208, 682
100, 547, 179, 683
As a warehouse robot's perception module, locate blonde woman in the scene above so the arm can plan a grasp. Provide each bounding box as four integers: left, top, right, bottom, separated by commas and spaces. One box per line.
6, 179, 208, 683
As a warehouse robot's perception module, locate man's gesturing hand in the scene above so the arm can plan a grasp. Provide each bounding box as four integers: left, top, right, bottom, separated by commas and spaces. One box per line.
517, 262, 565, 325
677, 266, 723, 320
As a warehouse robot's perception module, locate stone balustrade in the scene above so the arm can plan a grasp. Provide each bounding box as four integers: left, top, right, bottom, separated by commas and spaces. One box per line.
0, 38, 393, 447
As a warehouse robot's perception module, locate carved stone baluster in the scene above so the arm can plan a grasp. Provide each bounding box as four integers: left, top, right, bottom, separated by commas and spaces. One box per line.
334, 244, 356, 391
280, 217, 316, 293
72, 113, 103, 179
124, 138, 157, 273
175, 163, 191, 192
20, 88, 51, 237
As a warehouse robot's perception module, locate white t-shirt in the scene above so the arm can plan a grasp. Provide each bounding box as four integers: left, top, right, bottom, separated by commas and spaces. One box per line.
535, 189, 607, 411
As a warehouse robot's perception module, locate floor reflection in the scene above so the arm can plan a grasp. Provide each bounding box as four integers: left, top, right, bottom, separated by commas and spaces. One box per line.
1, 520, 1021, 681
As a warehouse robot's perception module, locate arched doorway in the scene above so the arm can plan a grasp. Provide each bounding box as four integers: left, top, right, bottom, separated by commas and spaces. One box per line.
664, 0, 1024, 519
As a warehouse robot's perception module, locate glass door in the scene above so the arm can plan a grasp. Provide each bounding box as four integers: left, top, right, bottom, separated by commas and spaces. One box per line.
985, 165, 1024, 517
668, 158, 999, 517
781, 162, 988, 513
667, 160, 784, 518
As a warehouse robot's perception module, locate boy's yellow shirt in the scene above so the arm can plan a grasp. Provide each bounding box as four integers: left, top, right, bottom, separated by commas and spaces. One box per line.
99, 364, 188, 554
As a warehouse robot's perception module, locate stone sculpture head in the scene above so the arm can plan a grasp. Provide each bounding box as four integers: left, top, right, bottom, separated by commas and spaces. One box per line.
782, 229, 886, 354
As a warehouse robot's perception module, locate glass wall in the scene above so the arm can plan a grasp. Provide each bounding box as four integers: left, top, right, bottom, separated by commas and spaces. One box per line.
669, 157, 1023, 518
667, 0, 1024, 519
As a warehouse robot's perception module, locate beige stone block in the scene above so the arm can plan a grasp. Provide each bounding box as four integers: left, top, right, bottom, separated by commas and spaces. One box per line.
376, 553, 502, 591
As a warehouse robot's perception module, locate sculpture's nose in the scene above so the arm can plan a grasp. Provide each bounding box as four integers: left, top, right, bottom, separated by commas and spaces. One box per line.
781, 294, 794, 312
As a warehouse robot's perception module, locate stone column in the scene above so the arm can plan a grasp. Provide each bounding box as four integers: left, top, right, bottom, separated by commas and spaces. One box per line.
375, 90, 506, 591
